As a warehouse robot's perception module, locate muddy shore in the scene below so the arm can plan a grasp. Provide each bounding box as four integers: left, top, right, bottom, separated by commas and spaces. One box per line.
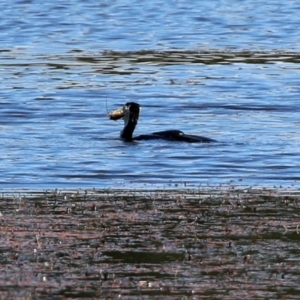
0, 187, 300, 299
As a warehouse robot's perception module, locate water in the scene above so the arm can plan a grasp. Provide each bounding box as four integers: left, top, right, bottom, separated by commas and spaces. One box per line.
1, 0, 300, 190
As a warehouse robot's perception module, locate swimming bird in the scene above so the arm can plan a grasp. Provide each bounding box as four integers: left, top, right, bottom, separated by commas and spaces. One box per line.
108, 102, 216, 143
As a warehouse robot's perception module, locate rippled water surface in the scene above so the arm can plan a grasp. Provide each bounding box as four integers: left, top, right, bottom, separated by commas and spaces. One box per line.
1, 0, 300, 189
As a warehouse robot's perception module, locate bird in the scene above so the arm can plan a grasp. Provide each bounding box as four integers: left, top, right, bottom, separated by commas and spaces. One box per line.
108, 102, 216, 143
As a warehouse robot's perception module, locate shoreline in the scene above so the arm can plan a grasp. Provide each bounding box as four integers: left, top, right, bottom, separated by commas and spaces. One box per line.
1, 184, 300, 197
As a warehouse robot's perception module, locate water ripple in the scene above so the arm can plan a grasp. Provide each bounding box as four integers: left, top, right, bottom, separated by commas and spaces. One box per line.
1, 1, 300, 189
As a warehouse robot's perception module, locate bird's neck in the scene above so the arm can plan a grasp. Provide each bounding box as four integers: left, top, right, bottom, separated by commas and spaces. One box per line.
120, 118, 137, 140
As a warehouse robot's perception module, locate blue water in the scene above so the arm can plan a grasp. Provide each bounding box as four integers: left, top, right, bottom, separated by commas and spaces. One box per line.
1, 0, 300, 190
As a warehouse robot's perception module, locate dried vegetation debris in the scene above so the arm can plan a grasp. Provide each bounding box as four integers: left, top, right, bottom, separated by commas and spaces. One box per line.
0, 187, 300, 299
107, 107, 124, 120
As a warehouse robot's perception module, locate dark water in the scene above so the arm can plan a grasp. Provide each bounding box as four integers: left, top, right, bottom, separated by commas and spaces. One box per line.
1, 0, 300, 190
